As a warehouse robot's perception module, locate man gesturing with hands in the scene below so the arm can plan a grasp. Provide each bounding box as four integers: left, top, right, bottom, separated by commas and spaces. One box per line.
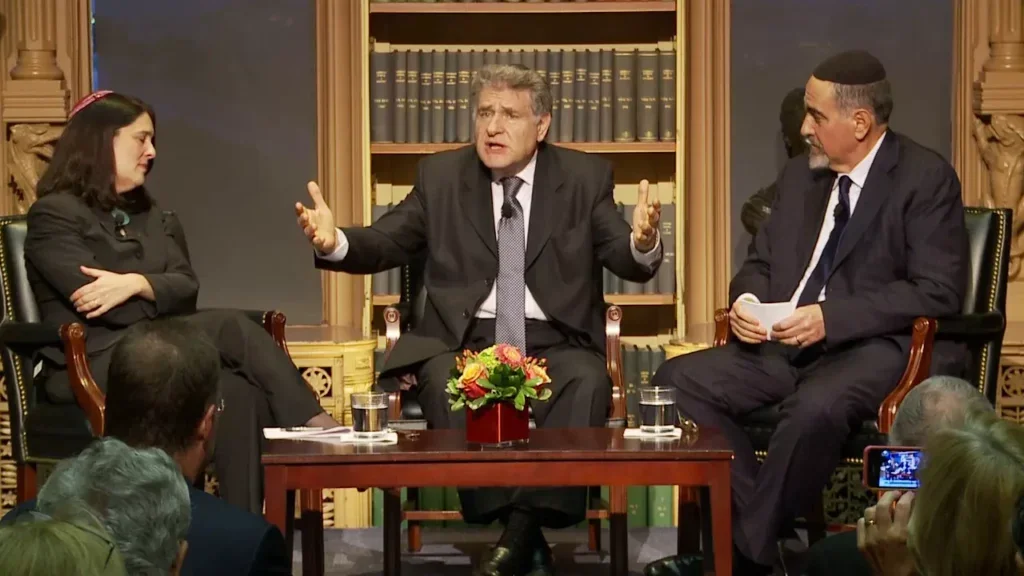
297, 64, 660, 576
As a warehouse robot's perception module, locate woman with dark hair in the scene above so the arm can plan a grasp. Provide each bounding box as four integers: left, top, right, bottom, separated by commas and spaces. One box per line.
25, 91, 340, 514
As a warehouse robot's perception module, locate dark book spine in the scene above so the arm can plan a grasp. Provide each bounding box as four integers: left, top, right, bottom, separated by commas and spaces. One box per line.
659, 47, 676, 142
444, 51, 458, 143
483, 49, 497, 66
574, 50, 587, 143
586, 50, 601, 142
521, 48, 536, 72
559, 50, 575, 142
388, 267, 401, 296
456, 51, 471, 143
613, 49, 636, 143
393, 51, 407, 143
406, 50, 420, 144
637, 50, 658, 142
599, 49, 614, 142
470, 50, 485, 141
510, 49, 523, 66
639, 346, 653, 389
431, 50, 446, 143
419, 51, 432, 143
370, 46, 393, 143
534, 48, 548, 88
658, 202, 675, 295
623, 344, 639, 428
547, 50, 561, 142
497, 49, 510, 66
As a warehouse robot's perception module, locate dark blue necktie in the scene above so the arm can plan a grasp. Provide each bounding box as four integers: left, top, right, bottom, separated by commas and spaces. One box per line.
797, 175, 852, 307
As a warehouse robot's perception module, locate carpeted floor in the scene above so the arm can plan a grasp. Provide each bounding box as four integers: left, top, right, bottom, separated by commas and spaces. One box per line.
290, 527, 812, 575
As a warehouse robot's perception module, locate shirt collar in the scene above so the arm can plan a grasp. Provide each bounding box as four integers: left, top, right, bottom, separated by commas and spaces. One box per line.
840, 130, 887, 189
494, 150, 538, 188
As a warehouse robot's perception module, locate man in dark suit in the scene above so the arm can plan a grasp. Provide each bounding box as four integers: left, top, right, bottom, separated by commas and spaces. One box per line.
0, 319, 290, 576
296, 63, 663, 575
646, 50, 969, 575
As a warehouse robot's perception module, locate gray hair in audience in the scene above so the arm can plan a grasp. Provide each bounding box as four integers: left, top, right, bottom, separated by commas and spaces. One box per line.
37, 437, 190, 574
890, 375, 992, 446
471, 63, 553, 117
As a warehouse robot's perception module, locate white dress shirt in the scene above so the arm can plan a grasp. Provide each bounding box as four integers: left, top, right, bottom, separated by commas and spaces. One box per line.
319, 151, 662, 319
736, 131, 887, 307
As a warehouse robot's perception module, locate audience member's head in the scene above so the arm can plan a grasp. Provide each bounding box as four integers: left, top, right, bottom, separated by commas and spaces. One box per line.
37, 437, 191, 575
105, 318, 221, 481
889, 375, 992, 446
801, 49, 892, 172
471, 63, 553, 179
908, 407, 1024, 576
37, 91, 156, 210
0, 516, 127, 575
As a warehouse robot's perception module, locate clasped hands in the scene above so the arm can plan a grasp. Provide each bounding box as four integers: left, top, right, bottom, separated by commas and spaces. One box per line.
729, 300, 825, 347
71, 266, 151, 319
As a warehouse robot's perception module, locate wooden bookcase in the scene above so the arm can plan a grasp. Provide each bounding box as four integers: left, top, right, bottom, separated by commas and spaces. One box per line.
352, 0, 687, 529
357, 0, 687, 349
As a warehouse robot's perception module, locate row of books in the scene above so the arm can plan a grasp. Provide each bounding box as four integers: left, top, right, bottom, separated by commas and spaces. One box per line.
371, 0, 658, 3
368, 181, 676, 296
368, 343, 676, 528
370, 44, 677, 145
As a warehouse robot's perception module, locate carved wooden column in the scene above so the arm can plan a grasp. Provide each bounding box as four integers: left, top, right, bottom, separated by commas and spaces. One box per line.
0, 0, 90, 520
954, 0, 1024, 425
317, 0, 367, 330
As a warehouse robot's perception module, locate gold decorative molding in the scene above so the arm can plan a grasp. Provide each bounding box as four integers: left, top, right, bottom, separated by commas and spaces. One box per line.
316, 0, 368, 330
683, 0, 731, 333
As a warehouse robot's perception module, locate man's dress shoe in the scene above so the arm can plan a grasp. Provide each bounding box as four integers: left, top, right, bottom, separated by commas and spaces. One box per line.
474, 546, 525, 576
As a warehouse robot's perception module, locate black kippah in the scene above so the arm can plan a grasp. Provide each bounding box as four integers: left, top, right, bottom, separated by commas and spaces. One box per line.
812, 50, 886, 85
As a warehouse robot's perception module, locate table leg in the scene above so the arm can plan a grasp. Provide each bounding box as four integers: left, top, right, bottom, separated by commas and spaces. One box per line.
264, 465, 289, 535
706, 463, 732, 576
608, 485, 629, 576
383, 488, 402, 576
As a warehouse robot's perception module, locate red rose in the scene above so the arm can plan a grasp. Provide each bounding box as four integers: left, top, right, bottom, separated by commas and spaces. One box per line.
463, 381, 487, 400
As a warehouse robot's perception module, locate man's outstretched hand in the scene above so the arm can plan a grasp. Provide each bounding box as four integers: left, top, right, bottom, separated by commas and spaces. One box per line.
295, 181, 338, 254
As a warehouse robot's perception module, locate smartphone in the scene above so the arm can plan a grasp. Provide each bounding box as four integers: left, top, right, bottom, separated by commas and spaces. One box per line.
862, 445, 923, 490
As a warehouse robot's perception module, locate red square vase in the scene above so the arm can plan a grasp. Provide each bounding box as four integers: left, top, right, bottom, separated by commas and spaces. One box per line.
466, 402, 530, 447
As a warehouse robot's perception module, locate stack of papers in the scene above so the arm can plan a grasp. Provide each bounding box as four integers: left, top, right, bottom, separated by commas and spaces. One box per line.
740, 301, 795, 340
263, 426, 352, 440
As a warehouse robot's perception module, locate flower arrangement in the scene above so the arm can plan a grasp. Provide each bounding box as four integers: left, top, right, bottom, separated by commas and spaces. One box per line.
447, 343, 553, 411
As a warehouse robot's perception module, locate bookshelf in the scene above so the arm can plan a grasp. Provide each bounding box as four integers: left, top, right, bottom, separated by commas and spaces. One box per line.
352, 0, 687, 530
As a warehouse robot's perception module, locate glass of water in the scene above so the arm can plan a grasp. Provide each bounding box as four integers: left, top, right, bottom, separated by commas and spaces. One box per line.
639, 387, 676, 434
350, 391, 389, 439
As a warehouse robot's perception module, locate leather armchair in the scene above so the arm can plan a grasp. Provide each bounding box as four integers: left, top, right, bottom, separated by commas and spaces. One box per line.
377, 257, 627, 554
679, 207, 1011, 550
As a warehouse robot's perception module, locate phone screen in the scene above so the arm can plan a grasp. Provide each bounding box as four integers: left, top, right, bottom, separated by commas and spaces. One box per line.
863, 446, 923, 490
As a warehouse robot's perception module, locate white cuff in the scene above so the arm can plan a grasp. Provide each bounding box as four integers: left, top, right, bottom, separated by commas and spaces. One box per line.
315, 228, 349, 262
629, 231, 662, 269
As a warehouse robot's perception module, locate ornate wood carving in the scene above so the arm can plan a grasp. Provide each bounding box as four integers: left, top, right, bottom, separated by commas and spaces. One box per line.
7, 122, 62, 213
973, 114, 1024, 277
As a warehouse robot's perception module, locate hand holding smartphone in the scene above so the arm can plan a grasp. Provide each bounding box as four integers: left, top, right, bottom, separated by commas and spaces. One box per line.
863, 445, 923, 490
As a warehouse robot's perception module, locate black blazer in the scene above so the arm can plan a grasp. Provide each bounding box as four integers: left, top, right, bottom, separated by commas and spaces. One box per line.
0, 487, 290, 576
731, 131, 968, 354
24, 191, 199, 365
317, 143, 658, 383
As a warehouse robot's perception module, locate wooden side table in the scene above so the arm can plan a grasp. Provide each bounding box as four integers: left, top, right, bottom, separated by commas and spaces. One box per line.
286, 325, 377, 529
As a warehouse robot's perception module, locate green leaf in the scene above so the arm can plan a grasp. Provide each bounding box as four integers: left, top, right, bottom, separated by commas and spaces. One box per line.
522, 386, 538, 399
513, 392, 526, 411
450, 399, 465, 411
478, 378, 495, 390
467, 397, 489, 411
537, 388, 552, 401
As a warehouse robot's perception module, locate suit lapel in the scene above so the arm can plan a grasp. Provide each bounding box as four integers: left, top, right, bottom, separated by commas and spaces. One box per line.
829, 133, 899, 274
525, 144, 563, 269
791, 172, 833, 290
461, 156, 497, 258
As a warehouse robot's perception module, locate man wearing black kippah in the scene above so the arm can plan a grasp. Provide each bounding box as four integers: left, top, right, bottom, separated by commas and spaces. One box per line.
647, 50, 968, 576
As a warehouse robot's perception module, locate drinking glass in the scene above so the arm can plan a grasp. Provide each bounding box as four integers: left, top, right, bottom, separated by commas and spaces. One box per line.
639, 387, 676, 434
350, 391, 389, 439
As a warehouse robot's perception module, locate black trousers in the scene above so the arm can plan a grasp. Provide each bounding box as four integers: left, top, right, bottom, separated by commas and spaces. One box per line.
42, 309, 325, 515
414, 318, 611, 529
650, 339, 905, 566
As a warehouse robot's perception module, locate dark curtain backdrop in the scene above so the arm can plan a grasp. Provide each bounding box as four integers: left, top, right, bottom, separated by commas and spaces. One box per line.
730, 0, 953, 272
92, 0, 322, 324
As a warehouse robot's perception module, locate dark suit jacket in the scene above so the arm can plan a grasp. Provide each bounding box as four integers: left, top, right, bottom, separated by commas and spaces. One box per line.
730, 131, 968, 356
0, 487, 290, 576
317, 143, 658, 384
24, 191, 199, 365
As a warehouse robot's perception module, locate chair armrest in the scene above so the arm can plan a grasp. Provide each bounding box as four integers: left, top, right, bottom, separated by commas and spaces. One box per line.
605, 305, 625, 421
935, 312, 1005, 341
59, 323, 106, 436
238, 309, 288, 352
713, 308, 731, 347
877, 317, 937, 434
0, 321, 63, 352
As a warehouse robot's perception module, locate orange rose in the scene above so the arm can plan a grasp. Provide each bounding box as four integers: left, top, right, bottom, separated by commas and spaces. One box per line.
494, 344, 525, 369
458, 363, 489, 400
527, 363, 551, 385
